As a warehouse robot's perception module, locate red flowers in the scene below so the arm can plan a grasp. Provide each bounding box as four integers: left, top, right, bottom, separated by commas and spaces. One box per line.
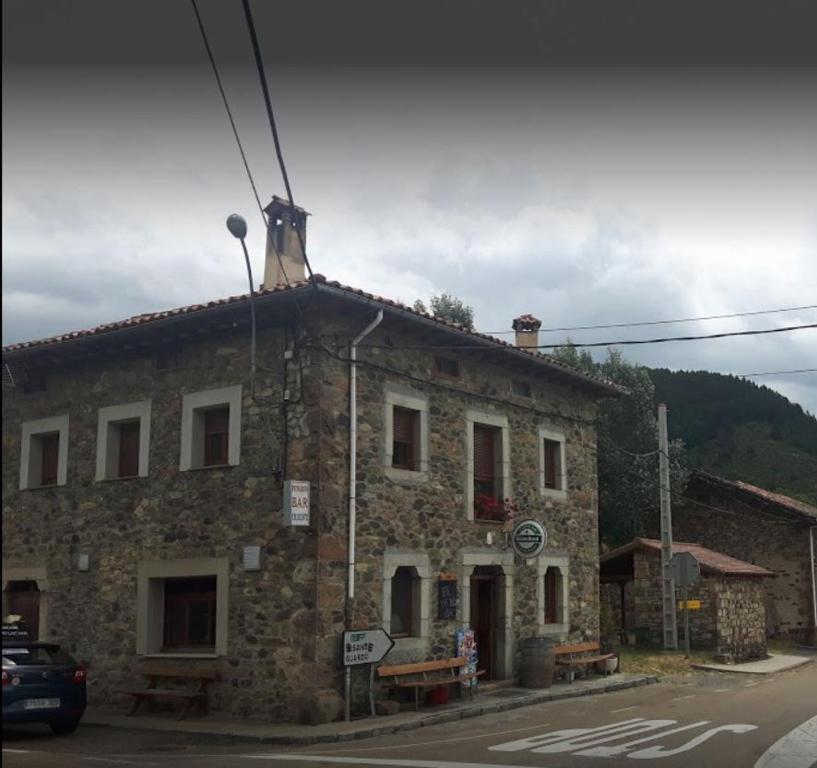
474, 495, 518, 522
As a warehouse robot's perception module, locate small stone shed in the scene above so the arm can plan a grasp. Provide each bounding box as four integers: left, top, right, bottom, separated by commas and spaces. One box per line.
601, 538, 775, 661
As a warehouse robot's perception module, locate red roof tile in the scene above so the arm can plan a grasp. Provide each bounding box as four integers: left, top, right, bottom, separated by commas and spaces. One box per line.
2, 275, 623, 395
602, 537, 776, 577
692, 471, 817, 520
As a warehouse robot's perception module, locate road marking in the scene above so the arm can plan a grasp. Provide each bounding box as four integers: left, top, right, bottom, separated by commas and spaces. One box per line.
577, 721, 711, 758
611, 706, 640, 713
241, 758, 549, 768
744, 681, 758, 687
2, 750, 32, 754
714, 688, 730, 693
754, 715, 817, 768
84, 758, 159, 766
671, 694, 697, 701
303, 722, 552, 754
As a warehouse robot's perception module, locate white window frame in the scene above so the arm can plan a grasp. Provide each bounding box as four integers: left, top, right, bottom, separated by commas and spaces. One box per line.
95, 400, 152, 481
539, 425, 567, 501
180, 385, 242, 471
537, 553, 570, 637
19, 414, 69, 490
465, 410, 510, 521
382, 551, 431, 654
383, 386, 429, 483
136, 557, 229, 657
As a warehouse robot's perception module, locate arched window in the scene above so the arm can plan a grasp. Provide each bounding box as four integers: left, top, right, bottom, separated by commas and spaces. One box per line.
390, 567, 418, 638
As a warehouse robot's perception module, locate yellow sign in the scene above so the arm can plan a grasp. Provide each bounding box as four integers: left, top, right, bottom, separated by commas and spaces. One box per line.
678, 599, 701, 610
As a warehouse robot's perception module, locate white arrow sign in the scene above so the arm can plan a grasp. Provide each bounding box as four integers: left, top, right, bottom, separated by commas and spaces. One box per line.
342, 628, 394, 666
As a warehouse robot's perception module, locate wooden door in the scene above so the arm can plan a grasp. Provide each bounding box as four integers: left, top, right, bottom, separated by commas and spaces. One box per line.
470, 573, 497, 679
7, 581, 40, 640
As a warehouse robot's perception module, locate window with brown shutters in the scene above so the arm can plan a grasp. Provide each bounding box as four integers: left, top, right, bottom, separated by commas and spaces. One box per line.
543, 439, 562, 490
390, 567, 416, 638
39, 433, 60, 486
392, 407, 418, 470
473, 425, 498, 515
162, 576, 217, 651
203, 407, 229, 467
117, 421, 140, 478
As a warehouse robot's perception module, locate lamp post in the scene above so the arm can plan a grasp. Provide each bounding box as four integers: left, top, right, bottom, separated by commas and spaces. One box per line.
226, 214, 256, 397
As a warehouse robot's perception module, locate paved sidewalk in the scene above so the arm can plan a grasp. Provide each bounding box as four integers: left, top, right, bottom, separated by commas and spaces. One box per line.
82, 673, 656, 746
691, 652, 815, 675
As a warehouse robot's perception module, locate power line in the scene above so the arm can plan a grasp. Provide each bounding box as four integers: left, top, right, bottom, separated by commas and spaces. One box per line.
736, 368, 817, 378
359, 323, 817, 351
241, 0, 315, 284
483, 303, 817, 335
190, 0, 267, 229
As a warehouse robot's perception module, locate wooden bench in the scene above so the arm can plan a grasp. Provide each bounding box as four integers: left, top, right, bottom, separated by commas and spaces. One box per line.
554, 642, 615, 683
377, 657, 485, 711
118, 664, 221, 720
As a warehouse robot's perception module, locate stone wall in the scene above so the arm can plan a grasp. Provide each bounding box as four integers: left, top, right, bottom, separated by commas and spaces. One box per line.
2, 297, 606, 720
714, 578, 767, 661
674, 493, 814, 642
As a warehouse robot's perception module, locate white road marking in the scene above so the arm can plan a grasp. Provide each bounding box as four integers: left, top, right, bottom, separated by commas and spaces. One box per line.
2, 750, 33, 754
576, 721, 710, 758
241, 758, 551, 768
303, 721, 552, 754
744, 681, 758, 687
628, 724, 758, 760
489, 719, 655, 752
754, 715, 817, 768
84, 758, 160, 766
611, 706, 640, 713
714, 688, 731, 693
671, 694, 697, 701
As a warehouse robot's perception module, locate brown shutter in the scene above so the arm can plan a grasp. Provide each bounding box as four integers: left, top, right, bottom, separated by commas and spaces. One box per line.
544, 440, 558, 489
545, 568, 559, 624
473, 426, 496, 482
392, 407, 417, 470
118, 421, 140, 478
204, 407, 230, 466
40, 433, 60, 486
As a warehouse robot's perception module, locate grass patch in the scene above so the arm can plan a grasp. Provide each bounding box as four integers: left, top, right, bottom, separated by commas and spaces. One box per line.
617, 647, 712, 677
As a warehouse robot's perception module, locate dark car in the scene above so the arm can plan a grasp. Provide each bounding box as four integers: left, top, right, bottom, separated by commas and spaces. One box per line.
2, 642, 87, 735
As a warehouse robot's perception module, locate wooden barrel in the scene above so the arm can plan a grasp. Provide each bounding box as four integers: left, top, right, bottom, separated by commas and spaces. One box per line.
518, 636, 555, 689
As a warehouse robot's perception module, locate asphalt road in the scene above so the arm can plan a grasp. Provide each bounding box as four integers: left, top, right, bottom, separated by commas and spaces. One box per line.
3, 665, 816, 768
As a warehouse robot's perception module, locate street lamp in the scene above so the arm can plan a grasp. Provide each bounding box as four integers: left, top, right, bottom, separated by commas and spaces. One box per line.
226, 214, 256, 397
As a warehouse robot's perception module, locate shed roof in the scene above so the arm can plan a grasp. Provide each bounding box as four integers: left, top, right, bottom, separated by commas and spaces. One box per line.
601, 537, 775, 578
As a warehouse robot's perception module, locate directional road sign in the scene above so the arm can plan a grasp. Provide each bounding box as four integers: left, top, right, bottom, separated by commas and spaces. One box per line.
342, 628, 394, 666
670, 551, 701, 587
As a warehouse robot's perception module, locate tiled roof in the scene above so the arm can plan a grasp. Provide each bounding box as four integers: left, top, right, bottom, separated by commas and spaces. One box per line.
692, 471, 817, 521
2, 275, 623, 395
601, 537, 775, 577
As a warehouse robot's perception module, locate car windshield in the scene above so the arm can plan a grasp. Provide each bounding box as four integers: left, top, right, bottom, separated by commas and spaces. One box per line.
2, 645, 76, 667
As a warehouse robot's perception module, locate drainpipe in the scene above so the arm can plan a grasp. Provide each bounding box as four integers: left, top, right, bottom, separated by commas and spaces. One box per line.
344, 309, 383, 722
810, 526, 817, 645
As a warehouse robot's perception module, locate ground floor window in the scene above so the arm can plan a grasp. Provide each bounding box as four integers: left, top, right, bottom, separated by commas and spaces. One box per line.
390, 567, 418, 638
163, 576, 217, 651
537, 555, 569, 634
4, 580, 40, 640
544, 567, 562, 624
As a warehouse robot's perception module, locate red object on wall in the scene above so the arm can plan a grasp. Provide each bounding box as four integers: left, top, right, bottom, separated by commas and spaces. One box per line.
426, 686, 450, 706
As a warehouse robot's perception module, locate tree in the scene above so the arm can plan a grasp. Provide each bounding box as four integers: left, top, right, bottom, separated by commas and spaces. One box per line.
551, 345, 690, 546
413, 293, 475, 331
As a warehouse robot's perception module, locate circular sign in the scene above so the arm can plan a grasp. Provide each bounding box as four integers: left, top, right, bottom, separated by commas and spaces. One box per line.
511, 519, 547, 558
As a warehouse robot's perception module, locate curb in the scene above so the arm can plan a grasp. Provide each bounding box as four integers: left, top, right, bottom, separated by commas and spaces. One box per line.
83, 675, 659, 746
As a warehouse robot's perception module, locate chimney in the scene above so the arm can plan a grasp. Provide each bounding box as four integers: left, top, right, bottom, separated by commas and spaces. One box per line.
512, 314, 542, 351
262, 196, 310, 289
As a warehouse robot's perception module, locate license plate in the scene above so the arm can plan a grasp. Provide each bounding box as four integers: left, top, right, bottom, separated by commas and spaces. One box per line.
24, 698, 60, 710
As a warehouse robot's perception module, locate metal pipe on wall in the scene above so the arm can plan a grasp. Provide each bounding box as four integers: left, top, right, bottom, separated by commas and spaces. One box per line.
810, 526, 817, 643
344, 309, 383, 722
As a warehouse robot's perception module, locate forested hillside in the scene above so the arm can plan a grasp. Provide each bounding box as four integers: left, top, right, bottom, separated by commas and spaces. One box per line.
648, 369, 817, 505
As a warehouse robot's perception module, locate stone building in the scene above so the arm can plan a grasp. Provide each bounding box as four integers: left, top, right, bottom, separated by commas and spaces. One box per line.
674, 471, 817, 644
600, 538, 774, 661
1, 199, 621, 722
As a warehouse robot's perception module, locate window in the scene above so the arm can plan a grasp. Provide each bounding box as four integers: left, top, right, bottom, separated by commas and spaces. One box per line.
384, 387, 429, 480
544, 567, 560, 624
382, 553, 431, 648
39, 433, 60, 486
390, 567, 416, 638
20, 415, 69, 490
203, 408, 229, 467
392, 407, 419, 470
96, 401, 151, 481
136, 558, 229, 656
538, 426, 567, 499
180, 386, 242, 471
537, 555, 569, 634
163, 576, 217, 651
465, 411, 510, 521
511, 379, 532, 398
433, 356, 460, 378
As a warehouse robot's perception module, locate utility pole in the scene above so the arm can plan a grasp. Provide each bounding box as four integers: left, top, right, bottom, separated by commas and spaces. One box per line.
658, 403, 678, 650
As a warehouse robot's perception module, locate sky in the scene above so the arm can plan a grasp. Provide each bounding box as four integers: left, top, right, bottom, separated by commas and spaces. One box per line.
3, 1, 817, 415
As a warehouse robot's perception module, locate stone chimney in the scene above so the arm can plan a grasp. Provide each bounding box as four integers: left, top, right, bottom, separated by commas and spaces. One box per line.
512, 314, 542, 350
262, 196, 310, 289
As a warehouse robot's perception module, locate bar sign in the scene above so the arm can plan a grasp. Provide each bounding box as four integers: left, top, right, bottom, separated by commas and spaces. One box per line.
283, 480, 310, 526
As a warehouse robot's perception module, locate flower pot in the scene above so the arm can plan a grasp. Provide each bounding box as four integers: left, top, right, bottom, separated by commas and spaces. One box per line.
426, 686, 450, 706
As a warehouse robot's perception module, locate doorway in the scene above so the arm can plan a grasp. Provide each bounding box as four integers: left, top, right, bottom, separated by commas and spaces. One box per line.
470, 566, 501, 680
6, 580, 40, 639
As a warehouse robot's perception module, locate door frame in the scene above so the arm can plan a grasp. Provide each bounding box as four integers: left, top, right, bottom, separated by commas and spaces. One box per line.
3, 565, 50, 640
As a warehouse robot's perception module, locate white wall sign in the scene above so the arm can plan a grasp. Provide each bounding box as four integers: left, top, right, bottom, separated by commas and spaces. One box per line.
342, 629, 394, 666
283, 480, 310, 526
511, 519, 547, 558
